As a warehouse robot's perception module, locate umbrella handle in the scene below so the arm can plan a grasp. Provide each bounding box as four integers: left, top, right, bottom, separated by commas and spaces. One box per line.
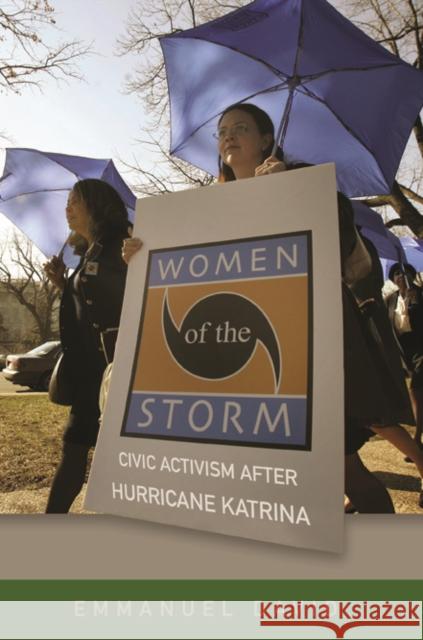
272, 88, 295, 157
397, 261, 411, 289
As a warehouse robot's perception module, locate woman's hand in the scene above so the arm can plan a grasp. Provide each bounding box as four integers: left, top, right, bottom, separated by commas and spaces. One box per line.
255, 155, 287, 177
405, 288, 419, 306
121, 236, 143, 264
43, 255, 66, 291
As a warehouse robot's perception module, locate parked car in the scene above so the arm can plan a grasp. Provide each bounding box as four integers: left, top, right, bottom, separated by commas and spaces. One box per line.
3, 341, 62, 390
0, 353, 7, 371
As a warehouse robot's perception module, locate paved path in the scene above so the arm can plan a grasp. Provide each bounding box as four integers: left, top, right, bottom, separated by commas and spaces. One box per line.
359, 432, 422, 514
0, 372, 45, 396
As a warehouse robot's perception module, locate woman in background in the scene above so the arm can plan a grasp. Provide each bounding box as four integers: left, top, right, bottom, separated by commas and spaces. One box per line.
386, 263, 423, 451
44, 179, 129, 513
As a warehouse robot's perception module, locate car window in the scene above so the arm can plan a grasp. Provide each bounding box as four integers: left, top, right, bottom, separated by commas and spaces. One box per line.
27, 342, 60, 356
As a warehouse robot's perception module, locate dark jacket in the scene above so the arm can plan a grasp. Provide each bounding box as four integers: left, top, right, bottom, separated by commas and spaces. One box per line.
386, 286, 423, 346
339, 196, 414, 428
385, 286, 423, 386
60, 236, 127, 376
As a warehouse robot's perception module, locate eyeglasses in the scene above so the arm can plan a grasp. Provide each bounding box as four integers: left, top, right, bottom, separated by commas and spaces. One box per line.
213, 123, 250, 140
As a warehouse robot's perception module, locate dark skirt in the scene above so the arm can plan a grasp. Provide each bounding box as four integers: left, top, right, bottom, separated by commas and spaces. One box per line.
345, 419, 372, 456
398, 332, 423, 390
343, 285, 414, 454
63, 360, 105, 447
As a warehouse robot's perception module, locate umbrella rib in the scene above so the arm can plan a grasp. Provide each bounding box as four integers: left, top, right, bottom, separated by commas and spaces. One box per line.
272, 0, 305, 154
0, 171, 12, 187
171, 82, 289, 155
293, 0, 306, 76
274, 89, 295, 153
261, 82, 290, 93
299, 85, 390, 187
173, 36, 288, 80
9, 148, 85, 181
167, 36, 400, 86
299, 61, 401, 84
0, 187, 72, 201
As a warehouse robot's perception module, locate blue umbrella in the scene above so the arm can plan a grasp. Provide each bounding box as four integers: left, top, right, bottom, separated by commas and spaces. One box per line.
351, 201, 423, 279
351, 200, 406, 263
160, 0, 423, 197
0, 148, 136, 263
398, 237, 423, 272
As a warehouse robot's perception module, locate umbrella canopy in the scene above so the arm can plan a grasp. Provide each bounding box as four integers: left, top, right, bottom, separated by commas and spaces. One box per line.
351, 200, 406, 263
0, 148, 136, 263
160, 0, 423, 197
398, 236, 423, 272
350, 200, 423, 279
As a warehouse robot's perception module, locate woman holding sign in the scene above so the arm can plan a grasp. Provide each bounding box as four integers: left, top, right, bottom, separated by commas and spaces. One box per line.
123, 103, 422, 512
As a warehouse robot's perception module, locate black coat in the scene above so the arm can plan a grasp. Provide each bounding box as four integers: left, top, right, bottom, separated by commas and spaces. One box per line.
60, 236, 127, 378
59, 235, 128, 445
339, 196, 414, 439
385, 286, 423, 387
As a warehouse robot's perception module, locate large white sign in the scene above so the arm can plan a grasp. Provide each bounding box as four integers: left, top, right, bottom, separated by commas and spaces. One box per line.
85, 163, 344, 552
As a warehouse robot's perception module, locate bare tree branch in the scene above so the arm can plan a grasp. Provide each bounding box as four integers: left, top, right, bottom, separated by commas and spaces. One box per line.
413, 114, 423, 160
385, 217, 404, 228
119, 0, 423, 238
0, 0, 90, 94
116, 0, 246, 193
398, 181, 423, 205
0, 232, 60, 343
363, 181, 423, 236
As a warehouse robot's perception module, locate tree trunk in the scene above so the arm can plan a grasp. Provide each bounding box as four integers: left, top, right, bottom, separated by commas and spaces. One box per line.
389, 181, 423, 237
364, 181, 423, 237
414, 115, 423, 161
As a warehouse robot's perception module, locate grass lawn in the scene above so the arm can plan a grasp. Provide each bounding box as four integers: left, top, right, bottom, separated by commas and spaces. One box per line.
1, 395, 421, 514
0, 396, 68, 492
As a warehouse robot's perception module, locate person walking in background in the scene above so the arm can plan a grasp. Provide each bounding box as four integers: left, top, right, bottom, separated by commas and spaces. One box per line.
348, 250, 423, 509
44, 179, 130, 513
386, 263, 423, 452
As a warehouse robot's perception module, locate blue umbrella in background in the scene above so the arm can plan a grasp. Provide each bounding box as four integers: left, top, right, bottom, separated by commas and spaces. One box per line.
351, 201, 423, 279
0, 148, 136, 264
351, 200, 406, 263
160, 0, 423, 197
398, 237, 423, 273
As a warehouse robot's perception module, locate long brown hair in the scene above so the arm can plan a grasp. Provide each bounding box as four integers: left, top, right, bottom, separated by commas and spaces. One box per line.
73, 179, 130, 242
217, 103, 284, 182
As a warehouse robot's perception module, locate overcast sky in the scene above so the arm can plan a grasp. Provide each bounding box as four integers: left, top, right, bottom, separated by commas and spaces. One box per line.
0, 0, 421, 255
0, 0, 148, 246
0, 0, 144, 159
